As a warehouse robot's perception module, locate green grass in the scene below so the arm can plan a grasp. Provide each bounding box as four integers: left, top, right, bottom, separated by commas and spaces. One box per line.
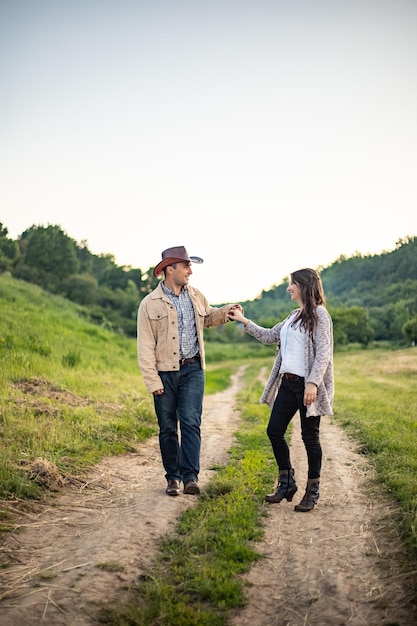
203, 365, 234, 395
97, 346, 417, 624
0, 274, 156, 500
0, 275, 265, 501
1, 274, 416, 620
333, 347, 417, 558
96, 362, 276, 625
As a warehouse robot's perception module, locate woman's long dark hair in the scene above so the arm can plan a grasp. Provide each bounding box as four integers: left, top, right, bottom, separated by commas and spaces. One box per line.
291, 268, 326, 335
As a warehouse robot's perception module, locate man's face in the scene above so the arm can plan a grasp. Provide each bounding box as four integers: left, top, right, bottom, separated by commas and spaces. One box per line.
170, 261, 192, 285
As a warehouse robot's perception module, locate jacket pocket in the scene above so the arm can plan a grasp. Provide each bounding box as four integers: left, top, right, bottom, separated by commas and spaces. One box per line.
149, 309, 169, 322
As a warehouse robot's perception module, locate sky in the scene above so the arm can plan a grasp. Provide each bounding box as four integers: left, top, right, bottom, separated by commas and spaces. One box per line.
1, 0, 416, 304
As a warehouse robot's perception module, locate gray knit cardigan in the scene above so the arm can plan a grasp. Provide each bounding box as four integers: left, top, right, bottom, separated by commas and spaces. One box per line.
244, 305, 334, 417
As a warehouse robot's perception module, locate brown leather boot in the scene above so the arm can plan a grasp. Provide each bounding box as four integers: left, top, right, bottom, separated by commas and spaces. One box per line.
294, 479, 320, 512
265, 469, 298, 503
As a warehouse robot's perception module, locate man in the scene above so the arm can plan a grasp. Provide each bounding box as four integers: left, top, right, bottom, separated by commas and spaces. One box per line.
137, 246, 241, 496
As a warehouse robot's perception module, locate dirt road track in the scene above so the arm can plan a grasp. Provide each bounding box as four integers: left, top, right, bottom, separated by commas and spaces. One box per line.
0, 366, 416, 625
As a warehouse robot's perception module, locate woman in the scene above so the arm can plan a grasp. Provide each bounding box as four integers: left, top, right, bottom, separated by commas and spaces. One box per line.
228, 268, 334, 512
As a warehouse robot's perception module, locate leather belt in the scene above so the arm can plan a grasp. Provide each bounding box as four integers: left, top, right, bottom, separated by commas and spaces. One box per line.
283, 372, 303, 380
179, 355, 200, 366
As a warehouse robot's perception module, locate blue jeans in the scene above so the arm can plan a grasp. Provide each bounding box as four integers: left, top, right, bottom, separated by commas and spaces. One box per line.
153, 361, 205, 483
267, 376, 322, 479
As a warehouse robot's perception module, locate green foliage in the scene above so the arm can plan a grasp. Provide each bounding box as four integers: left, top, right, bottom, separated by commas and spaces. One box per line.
6, 224, 143, 336
60, 273, 99, 305
2, 220, 417, 342
16, 224, 80, 291
0, 223, 19, 272
203, 338, 274, 361
330, 305, 375, 346
62, 350, 81, 367
320, 236, 417, 300
247, 236, 417, 345
403, 316, 417, 344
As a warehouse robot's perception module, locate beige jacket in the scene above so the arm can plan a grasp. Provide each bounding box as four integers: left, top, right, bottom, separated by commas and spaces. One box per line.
137, 282, 233, 393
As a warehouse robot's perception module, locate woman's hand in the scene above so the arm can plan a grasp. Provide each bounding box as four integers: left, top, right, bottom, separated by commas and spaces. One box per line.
228, 306, 248, 325
304, 382, 317, 406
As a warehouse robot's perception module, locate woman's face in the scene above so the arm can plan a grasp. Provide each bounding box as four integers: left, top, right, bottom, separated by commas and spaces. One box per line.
287, 280, 302, 305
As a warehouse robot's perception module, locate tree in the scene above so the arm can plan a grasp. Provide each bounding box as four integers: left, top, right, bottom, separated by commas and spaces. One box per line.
18, 225, 79, 289
331, 306, 375, 347
402, 316, 417, 345
0, 223, 20, 272
60, 273, 99, 305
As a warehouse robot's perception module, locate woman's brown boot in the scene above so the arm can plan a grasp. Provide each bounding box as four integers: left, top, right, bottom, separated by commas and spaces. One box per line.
265, 469, 298, 503
294, 478, 320, 512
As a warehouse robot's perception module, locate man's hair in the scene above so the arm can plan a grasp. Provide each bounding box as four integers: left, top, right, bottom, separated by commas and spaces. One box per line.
163, 263, 177, 275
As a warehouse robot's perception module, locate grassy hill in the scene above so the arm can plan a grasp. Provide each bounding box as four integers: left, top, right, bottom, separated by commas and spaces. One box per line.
0, 273, 156, 500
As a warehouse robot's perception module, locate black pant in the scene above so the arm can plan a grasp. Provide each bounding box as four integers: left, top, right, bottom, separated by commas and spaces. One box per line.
267, 376, 322, 480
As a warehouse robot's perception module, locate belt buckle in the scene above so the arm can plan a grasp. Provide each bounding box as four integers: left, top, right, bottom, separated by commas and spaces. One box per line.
180, 354, 199, 366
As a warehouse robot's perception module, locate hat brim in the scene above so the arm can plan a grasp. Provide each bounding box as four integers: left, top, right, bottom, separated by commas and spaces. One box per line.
153, 255, 204, 277
189, 256, 203, 264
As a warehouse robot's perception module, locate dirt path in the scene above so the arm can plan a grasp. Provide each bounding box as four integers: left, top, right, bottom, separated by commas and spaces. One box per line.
230, 414, 417, 626
1, 366, 416, 626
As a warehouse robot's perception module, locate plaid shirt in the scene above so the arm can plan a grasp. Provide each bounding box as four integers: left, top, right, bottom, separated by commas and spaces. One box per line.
161, 282, 199, 360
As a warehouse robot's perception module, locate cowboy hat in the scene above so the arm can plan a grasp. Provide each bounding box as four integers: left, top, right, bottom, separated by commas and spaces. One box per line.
153, 246, 204, 277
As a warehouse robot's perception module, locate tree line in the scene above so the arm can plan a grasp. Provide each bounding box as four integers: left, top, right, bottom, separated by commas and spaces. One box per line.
245, 235, 417, 347
0, 223, 156, 337
1, 223, 416, 346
